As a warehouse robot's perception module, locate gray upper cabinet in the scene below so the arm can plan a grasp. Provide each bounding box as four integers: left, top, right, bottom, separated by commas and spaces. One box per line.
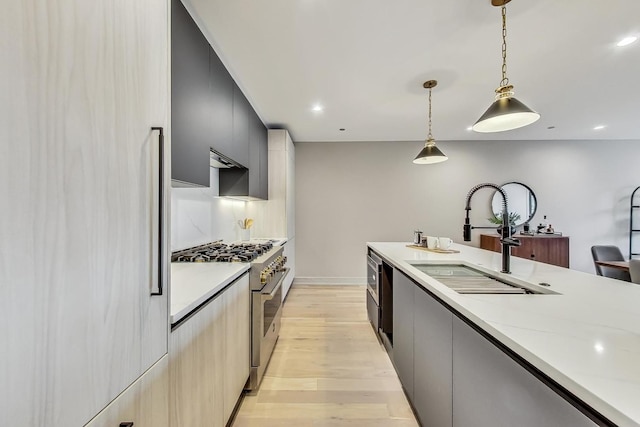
171, 0, 211, 187
231, 84, 250, 167
171, 0, 265, 190
219, 95, 268, 200
209, 48, 235, 165
250, 107, 268, 199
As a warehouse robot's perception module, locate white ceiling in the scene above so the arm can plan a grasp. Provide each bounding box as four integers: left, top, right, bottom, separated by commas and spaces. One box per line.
184, 0, 640, 142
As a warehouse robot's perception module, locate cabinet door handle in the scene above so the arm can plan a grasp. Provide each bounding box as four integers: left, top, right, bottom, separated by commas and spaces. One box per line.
151, 126, 165, 296
119, 423, 134, 427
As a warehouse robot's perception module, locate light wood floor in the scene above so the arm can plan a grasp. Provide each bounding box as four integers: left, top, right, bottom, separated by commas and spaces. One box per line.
232, 285, 419, 427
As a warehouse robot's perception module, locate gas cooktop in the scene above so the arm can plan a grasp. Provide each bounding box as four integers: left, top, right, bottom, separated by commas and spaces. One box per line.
171, 241, 275, 263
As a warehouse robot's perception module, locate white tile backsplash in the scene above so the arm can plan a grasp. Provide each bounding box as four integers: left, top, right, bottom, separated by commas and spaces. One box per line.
171, 168, 249, 250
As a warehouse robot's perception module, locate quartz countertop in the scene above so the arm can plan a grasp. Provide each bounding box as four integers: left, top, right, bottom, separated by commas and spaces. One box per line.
368, 242, 640, 427
170, 262, 250, 325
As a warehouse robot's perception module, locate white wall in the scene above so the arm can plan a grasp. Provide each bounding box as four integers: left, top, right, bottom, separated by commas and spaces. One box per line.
295, 139, 640, 283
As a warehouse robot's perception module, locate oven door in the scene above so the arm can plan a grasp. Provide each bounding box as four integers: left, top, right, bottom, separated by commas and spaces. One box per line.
249, 268, 290, 390
367, 254, 381, 304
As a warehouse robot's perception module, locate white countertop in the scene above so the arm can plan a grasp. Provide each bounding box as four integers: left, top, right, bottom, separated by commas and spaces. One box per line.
170, 262, 250, 324
249, 237, 287, 246
368, 242, 640, 427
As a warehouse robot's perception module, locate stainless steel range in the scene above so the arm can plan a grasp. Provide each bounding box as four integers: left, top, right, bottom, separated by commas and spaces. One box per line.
246, 246, 288, 390
171, 240, 274, 263
171, 240, 288, 391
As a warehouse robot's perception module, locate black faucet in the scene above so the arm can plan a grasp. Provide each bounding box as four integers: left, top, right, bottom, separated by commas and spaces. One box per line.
463, 183, 521, 274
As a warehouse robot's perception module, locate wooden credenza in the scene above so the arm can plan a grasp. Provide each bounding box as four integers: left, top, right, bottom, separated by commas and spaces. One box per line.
480, 234, 570, 268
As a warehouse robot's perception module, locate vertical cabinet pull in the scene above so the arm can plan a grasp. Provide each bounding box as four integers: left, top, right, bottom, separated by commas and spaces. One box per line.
151, 126, 164, 296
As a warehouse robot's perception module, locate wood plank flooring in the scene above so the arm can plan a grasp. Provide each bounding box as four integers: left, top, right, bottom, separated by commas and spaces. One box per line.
232, 285, 418, 427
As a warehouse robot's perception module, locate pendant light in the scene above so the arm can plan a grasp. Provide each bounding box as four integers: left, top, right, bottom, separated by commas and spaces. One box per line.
472, 0, 540, 133
413, 80, 448, 164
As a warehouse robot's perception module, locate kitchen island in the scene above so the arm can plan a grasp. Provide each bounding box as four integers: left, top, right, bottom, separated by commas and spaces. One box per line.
368, 242, 640, 427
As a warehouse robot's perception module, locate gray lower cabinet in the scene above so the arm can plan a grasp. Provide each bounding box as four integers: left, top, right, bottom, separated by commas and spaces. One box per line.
391, 268, 599, 427
393, 269, 415, 399
413, 288, 452, 427
452, 317, 597, 427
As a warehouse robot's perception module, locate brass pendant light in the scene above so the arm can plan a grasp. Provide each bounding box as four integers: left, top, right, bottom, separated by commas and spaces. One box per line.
472, 0, 540, 133
413, 80, 448, 164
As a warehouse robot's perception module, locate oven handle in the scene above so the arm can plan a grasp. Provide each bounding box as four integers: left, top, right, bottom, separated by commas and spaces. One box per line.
367, 255, 381, 272
262, 268, 290, 300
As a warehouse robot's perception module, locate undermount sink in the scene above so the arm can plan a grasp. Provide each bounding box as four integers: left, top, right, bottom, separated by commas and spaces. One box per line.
407, 263, 558, 295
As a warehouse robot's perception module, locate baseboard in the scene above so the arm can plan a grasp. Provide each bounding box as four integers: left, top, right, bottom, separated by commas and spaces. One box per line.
293, 277, 366, 286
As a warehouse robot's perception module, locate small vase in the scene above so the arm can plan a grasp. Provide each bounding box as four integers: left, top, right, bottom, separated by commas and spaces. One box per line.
241, 228, 250, 241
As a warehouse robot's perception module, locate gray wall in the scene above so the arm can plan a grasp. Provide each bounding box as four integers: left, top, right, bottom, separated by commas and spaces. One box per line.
295, 139, 640, 283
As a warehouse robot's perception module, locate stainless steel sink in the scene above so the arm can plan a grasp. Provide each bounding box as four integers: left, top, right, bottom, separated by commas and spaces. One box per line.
407, 263, 558, 295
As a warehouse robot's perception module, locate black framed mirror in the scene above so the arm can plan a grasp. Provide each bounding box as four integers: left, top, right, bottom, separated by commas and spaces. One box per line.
490, 182, 537, 227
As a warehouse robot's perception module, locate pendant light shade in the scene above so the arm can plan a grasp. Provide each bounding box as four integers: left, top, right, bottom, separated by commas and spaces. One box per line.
473, 0, 540, 133
413, 80, 448, 164
413, 140, 448, 164
472, 90, 540, 133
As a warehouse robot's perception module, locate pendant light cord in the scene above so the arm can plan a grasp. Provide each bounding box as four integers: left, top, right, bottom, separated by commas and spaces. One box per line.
500, 5, 509, 88
427, 87, 433, 141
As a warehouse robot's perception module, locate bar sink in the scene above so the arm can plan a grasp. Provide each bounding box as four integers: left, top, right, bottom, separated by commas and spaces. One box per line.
407, 263, 558, 295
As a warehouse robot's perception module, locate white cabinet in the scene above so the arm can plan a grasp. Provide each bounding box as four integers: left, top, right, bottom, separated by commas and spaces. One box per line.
223, 274, 251, 421
169, 274, 250, 427
283, 237, 296, 298
249, 129, 296, 298
85, 356, 169, 427
0, 0, 169, 426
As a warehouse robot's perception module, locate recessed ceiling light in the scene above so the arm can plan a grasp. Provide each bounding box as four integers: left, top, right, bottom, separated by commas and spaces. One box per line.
617, 36, 638, 47
312, 104, 324, 112
593, 125, 606, 130
466, 126, 473, 131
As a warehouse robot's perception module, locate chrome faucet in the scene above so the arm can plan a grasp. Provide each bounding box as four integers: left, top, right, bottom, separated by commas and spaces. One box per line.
463, 183, 521, 274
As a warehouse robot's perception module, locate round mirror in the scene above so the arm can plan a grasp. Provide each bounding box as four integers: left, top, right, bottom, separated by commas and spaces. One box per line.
490, 182, 537, 227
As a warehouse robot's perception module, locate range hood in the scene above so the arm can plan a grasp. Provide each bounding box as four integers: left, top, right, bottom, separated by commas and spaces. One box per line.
209, 149, 246, 169
209, 149, 264, 200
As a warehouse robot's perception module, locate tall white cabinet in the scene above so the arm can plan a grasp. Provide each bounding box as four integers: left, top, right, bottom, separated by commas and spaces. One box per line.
0, 0, 169, 426
250, 129, 296, 298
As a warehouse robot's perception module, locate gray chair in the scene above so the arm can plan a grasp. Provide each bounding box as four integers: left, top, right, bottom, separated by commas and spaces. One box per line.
590, 245, 631, 282
628, 259, 640, 284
